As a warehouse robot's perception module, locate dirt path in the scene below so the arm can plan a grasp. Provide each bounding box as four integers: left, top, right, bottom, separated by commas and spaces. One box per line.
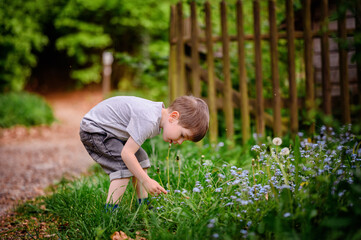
0, 88, 103, 216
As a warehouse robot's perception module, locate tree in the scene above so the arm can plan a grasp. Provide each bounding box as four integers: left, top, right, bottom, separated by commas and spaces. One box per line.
0, 0, 48, 92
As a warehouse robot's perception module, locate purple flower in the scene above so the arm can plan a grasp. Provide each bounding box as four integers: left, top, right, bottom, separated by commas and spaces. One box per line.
212, 233, 219, 238
193, 187, 201, 193
283, 212, 291, 218
218, 174, 226, 179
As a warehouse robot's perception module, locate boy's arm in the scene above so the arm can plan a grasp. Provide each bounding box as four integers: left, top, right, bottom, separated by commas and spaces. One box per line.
121, 137, 167, 195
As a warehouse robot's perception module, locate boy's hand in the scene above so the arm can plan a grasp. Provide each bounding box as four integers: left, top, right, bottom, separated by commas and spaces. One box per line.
121, 137, 167, 196
143, 179, 167, 196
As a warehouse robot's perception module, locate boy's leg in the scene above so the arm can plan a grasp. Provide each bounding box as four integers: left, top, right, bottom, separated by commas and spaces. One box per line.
132, 168, 148, 200
106, 178, 130, 204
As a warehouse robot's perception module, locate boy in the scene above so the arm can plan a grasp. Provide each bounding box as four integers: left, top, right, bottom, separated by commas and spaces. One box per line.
79, 95, 209, 208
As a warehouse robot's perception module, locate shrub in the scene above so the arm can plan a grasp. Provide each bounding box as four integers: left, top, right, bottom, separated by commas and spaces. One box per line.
0, 92, 55, 128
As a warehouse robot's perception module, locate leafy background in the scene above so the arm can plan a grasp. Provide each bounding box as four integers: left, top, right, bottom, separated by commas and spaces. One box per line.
0, 0, 360, 132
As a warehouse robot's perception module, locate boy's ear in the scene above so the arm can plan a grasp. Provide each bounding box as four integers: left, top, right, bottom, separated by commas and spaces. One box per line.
169, 111, 180, 122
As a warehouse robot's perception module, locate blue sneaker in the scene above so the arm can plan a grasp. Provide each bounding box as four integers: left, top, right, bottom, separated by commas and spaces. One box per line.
104, 204, 119, 212
138, 198, 153, 210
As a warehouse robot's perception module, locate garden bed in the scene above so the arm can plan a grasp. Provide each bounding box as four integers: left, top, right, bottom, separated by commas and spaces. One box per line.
1, 126, 360, 239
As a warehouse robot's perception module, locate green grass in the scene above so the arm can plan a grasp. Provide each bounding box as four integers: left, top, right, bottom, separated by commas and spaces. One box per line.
0, 92, 56, 128
4, 127, 361, 240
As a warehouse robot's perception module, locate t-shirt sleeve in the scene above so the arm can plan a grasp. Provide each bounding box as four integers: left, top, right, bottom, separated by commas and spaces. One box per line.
126, 115, 157, 146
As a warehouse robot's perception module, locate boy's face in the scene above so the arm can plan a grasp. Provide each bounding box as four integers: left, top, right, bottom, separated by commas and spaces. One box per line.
162, 111, 192, 145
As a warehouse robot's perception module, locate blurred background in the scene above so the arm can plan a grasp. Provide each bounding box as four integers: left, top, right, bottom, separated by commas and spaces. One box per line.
1, 0, 360, 131
0, 0, 184, 100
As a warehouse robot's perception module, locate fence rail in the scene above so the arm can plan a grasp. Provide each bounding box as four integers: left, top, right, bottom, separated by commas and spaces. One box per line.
168, 0, 359, 145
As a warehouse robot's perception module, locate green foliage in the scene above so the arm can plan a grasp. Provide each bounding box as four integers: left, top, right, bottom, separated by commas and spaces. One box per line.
1, 0, 359, 101
53, 0, 112, 84
0, 0, 48, 92
114, 51, 169, 101
0, 0, 177, 91
52, 0, 177, 85
0, 92, 56, 128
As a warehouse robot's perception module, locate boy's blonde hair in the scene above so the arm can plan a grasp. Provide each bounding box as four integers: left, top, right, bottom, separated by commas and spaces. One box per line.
169, 96, 209, 142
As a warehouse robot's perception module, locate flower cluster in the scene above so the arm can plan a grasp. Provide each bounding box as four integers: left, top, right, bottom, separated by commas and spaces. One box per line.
151, 125, 360, 239
189, 126, 359, 237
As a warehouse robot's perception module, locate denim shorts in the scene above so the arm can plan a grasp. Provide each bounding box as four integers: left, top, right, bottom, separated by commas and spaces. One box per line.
79, 129, 150, 181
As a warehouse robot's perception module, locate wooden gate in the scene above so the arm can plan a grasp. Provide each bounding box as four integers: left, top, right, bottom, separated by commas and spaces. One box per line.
168, 0, 360, 145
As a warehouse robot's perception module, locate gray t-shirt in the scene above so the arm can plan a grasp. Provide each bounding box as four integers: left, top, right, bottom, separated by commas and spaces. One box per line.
80, 96, 164, 146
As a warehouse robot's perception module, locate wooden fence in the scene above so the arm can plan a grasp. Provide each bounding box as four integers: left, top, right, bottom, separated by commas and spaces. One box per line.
168, 0, 359, 145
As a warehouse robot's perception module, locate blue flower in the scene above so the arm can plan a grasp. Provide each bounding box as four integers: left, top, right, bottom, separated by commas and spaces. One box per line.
283, 212, 291, 218
215, 188, 222, 192
240, 229, 248, 235
338, 191, 345, 197
251, 145, 261, 152
218, 174, 226, 179
207, 223, 215, 228
193, 187, 201, 193
232, 179, 241, 185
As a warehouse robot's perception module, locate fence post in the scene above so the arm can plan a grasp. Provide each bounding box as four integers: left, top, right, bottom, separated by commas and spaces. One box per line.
303, 0, 315, 134
321, 0, 332, 116
102, 51, 113, 99
236, 0, 250, 144
220, 0, 234, 145
205, 1, 218, 144
337, 4, 351, 124
168, 5, 177, 103
268, 0, 282, 137
253, 0, 265, 137
286, 0, 298, 136
356, 2, 361, 120
190, 1, 201, 98
176, 1, 186, 97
